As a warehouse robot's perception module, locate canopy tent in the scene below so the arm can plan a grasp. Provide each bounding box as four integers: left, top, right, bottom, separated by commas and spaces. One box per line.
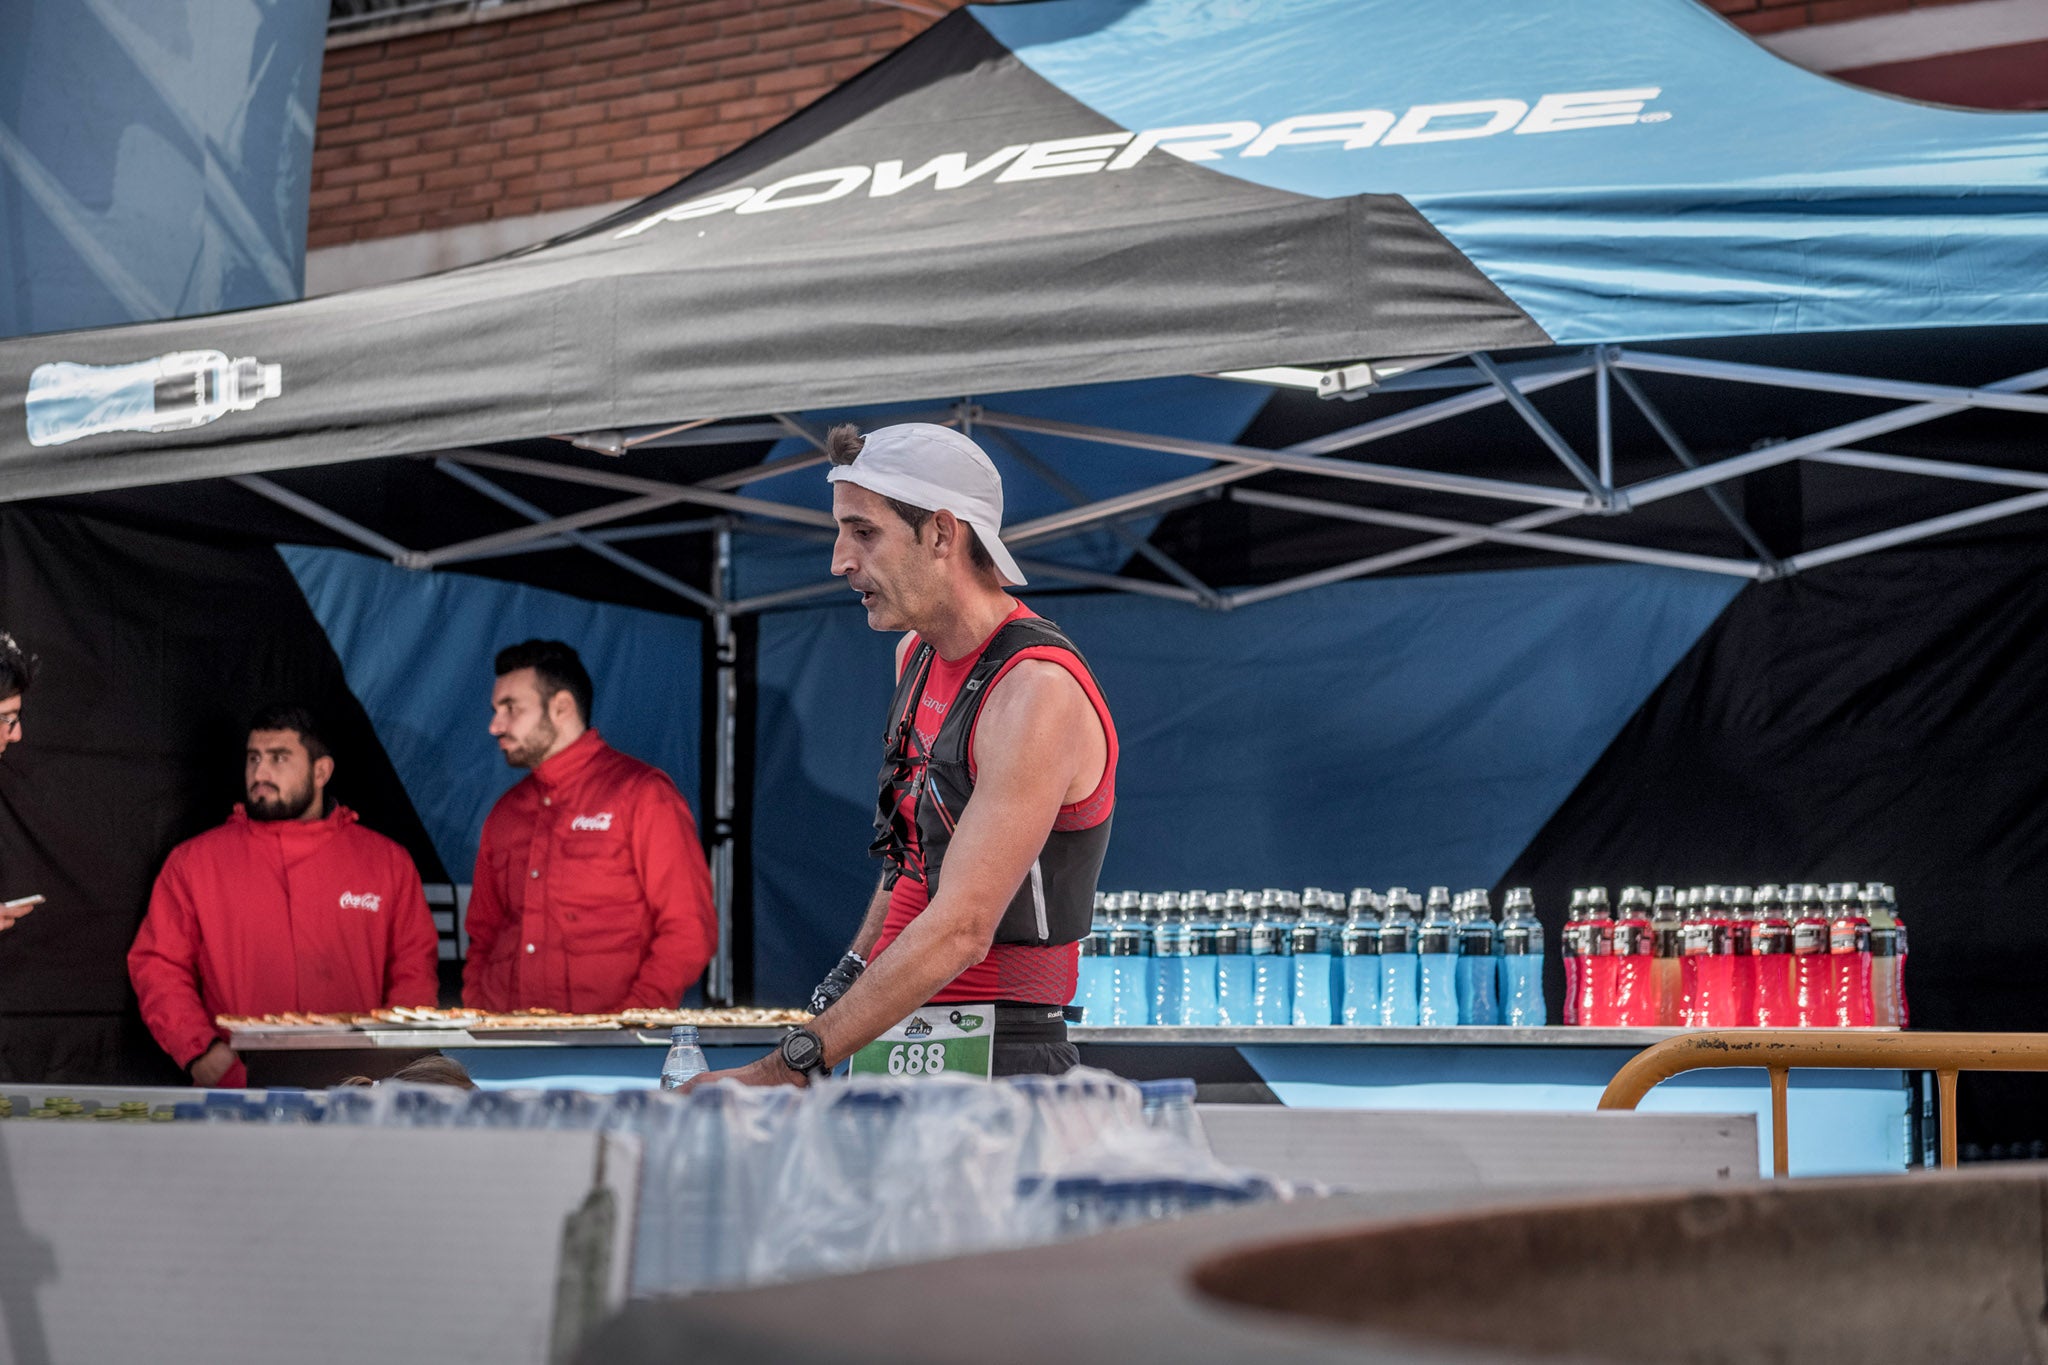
8, 0, 2048, 1016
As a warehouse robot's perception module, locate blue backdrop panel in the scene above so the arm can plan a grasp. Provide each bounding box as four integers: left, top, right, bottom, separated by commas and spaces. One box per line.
0, 0, 323, 338
977, 0, 2048, 344
280, 546, 703, 883
733, 376, 1272, 600
752, 564, 1739, 1004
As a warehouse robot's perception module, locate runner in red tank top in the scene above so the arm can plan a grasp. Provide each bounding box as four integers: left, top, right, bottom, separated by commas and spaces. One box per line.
685, 422, 1114, 1088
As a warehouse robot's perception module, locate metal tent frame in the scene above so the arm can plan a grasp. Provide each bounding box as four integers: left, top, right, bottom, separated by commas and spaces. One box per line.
223, 343, 2048, 1000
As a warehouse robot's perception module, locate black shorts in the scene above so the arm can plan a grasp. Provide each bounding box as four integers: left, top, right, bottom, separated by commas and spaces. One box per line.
990, 1001, 1078, 1077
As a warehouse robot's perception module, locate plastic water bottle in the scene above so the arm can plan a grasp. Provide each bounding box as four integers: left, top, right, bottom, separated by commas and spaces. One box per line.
1340, 889, 1382, 1025
1828, 881, 1874, 1027
1454, 890, 1500, 1025
1214, 891, 1255, 1026
1076, 898, 1115, 1025
1750, 883, 1795, 1027
1183, 896, 1223, 1027
1651, 884, 1682, 1025
1791, 883, 1833, 1027
1377, 888, 1420, 1026
1290, 913, 1336, 1026
1151, 897, 1191, 1027
1417, 886, 1459, 1026
1249, 898, 1294, 1026
661, 1025, 709, 1090
1498, 887, 1546, 1026
1867, 883, 1905, 1029
1610, 886, 1656, 1026
1108, 904, 1154, 1025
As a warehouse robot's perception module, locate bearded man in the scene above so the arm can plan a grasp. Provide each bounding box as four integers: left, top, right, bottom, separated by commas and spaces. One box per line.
460, 640, 715, 1013
128, 706, 438, 1087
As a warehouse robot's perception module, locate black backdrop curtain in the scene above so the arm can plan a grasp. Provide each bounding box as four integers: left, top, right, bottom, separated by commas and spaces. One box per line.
1504, 536, 2048, 1150
0, 508, 443, 1084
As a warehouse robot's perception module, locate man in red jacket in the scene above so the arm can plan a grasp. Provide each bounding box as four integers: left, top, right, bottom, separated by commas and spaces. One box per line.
463, 640, 715, 1013
129, 707, 440, 1087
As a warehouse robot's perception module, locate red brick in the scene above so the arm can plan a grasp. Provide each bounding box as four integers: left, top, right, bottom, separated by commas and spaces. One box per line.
611, 9, 709, 38
342, 133, 418, 162
1704, 0, 1757, 10
307, 225, 356, 249
538, 186, 614, 211
320, 161, 389, 188
494, 194, 544, 216
417, 43, 489, 72
383, 189, 456, 216
574, 160, 632, 186
606, 89, 682, 118
538, 144, 614, 171
681, 77, 750, 107
480, 32, 550, 61
321, 79, 388, 109
716, 49, 797, 78
483, 72, 545, 97
351, 173, 425, 201
686, 35, 755, 63
419, 125, 480, 153
575, 118, 643, 145
488, 113, 541, 139
578, 74, 647, 101
718, 95, 792, 121
354, 94, 423, 122
1810, 0, 1916, 19
539, 103, 609, 130
419, 83, 492, 111
758, 21, 834, 51
609, 173, 680, 199
424, 163, 494, 191
385, 108, 455, 136
321, 120, 389, 149
1733, 8, 1812, 31
507, 128, 578, 156
645, 105, 717, 134
791, 36, 866, 64
754, 65, 825, 95
644, 147, 712, 175
581, 0, 651, 20
422, 207, 482, 231
502, 87, 582, 115
321, 200, 389, 226
605, 132, 678, 159
308, 184, 356, 211
389, 150, 454, 175
349, 56, 419, 82
507, 169, 579, 195
375, 213, 427, 236
605, 48, 691, 78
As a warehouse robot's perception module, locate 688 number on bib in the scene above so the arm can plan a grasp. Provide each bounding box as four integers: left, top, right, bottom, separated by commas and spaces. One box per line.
847, 1005, 994, 1079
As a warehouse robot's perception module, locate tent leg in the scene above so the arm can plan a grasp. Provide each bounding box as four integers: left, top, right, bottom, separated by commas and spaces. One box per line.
1610, 369, 1786, 577
708, 526, 738, 1005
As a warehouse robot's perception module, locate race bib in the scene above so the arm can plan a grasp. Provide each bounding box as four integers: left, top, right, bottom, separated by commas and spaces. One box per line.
847, 1003, 995, 1079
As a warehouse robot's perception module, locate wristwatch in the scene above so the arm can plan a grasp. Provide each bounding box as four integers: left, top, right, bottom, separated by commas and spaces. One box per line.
778, 1026, 829, 1082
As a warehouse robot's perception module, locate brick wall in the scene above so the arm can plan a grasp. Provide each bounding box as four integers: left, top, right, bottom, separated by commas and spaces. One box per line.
1702, 0, 1975, 36
310, 0, 967, 250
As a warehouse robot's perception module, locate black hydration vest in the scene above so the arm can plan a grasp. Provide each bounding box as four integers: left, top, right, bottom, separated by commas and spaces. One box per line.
870, 616, 1111, 947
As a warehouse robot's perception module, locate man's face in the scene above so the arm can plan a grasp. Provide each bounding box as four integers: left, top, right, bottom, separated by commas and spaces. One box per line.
246, 729, 325, 822
0, 692, 19, 759
490, 668, 561, 769
832, 483, 942, 634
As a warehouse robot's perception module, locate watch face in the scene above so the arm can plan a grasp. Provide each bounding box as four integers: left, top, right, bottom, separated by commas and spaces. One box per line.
782, 1029, 823, 1073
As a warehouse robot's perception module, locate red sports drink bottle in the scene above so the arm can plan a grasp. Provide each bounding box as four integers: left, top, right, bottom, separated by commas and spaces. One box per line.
1790, 883, 1833, 1027
1828, 882, 1873, 1027
1749, 883, 1795, 1027
1610, 887, 1656, 1026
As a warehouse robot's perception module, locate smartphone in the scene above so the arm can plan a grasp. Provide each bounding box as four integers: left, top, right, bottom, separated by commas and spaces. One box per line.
3, 895, 45, 911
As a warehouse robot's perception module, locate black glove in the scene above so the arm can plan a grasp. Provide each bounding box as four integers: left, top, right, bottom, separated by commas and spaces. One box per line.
809, 951, 866, 1015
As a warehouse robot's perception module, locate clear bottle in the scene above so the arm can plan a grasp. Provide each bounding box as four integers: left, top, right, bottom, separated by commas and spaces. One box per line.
1750, 884, 1795, 1027
1378, 888, 1421, 1026
1497, 888, 1546, 1026
1076, 893, 1116, 1026
1214, 891, 1255, 1027
1340, 889, 1382, 1025
667, 1023, 716, 1088
1867, 883, 1907, 1029
1290, 899, 1337, 1027
1108, 902, 1155, 1026
1560, 888, 1587, 1026
1183, 896, 1223, 1027
1790, 882, 1833, 1028
1151, 895, 1190, 1027
1828, 881, 1874, 1027
1417, 886, 1460, 1027
1651, 885, 1682, 1026
1455, 890, 1500, 1025
1249, 894, 1294, 1026
1725, 885, 1758, 1027
1611, 887, 1656, 1027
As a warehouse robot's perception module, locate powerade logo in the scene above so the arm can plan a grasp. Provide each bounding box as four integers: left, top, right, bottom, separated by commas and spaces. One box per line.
340, 892, 382, 912
617, 87, 1664, 239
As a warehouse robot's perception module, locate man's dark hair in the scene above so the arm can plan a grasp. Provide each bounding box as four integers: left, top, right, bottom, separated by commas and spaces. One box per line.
0, 632, 37, 701
247, 704, 330, 763
824, 424, 996, 574
494, 639, 593, 725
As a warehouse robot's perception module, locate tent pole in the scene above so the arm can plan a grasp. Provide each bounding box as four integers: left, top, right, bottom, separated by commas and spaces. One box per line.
1225, 506, 1585, 609
1470, 353, 1613, 508
1611, 349, 2048, 417
1595, 346, 1614, 491
1783, 489, 2048, 574
982, 428, 1223, 608
708, 525, 738, 1005
1609, 369, 1785, 575
1805, 447, 2048, 492
231, 475, 423, 567
1621, 362, 2048, 509
1231, 488, 1763, 579
431, 460, 722, 609
1012, 559, 1211, 605
441, 450, 838, 528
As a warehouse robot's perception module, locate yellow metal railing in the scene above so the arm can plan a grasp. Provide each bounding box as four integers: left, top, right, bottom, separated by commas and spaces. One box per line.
1598, 1030, 2048, 1176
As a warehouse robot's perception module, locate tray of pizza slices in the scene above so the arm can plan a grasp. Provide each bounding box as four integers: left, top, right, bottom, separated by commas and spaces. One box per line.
217, 1006, 812, 1036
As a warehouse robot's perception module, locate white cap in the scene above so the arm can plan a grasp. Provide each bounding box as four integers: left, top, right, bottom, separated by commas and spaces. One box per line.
826, 423, 1026, 587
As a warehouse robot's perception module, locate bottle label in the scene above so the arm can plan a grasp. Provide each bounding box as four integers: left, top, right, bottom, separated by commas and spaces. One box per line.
1752, 923, 1790, 956
1188, 926, 1220, 956
1378, 924, 1415, 954
1108, 930, 1150, 957
1611, 922, 1651, 956
1290, 925, 1328, 955
1680, 922, 1715, 957
1792, 922, 1828, 955
1560, 923, 1583, 958
1652, 926, 1679, 958
1418, 926, 1454, 955
1829, 923, 1862, 955
1870, 925, 1899, 959
1213, 926, 1246, 956
1340, 929, 1381, 957
1251, 924, 1290, 956
1459, 925, 1496, 956
1501, 924, 1537, 955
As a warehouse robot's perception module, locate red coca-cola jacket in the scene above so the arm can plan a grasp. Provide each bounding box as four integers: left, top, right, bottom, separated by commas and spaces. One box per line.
129, 804, 439, 1086
462, 730, 715, 1013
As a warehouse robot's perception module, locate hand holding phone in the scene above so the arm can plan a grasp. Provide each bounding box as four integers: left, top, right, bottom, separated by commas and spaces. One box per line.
1, 894, 44, 929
